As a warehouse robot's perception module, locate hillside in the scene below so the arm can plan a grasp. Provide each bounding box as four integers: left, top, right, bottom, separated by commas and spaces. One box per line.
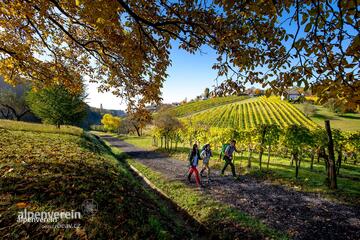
295, 104, 360, 131
182, 96, 318, 129
166, 95, 249, 117
0, 120, 201, 239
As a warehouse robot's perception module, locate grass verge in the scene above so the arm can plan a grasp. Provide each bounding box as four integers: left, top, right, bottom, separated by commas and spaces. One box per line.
0, 121, 202, 239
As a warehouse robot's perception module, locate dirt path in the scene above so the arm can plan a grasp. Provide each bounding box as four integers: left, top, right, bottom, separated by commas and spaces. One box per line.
102, 135, 360, 240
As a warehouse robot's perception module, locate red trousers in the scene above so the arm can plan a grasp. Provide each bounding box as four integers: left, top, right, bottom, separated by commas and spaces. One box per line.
188, 166, 201, 186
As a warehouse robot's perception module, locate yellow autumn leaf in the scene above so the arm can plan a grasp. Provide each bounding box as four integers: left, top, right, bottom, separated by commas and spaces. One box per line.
16, 202, 28, 208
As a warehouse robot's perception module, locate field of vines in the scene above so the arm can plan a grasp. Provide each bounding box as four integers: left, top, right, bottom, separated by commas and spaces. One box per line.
183, 96, 318, 129
166, 95, 249, 117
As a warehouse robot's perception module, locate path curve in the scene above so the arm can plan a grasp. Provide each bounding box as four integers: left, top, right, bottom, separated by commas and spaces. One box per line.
102, 135, 360, 240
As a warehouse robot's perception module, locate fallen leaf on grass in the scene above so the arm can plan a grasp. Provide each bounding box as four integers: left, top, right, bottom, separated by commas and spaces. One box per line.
16, 202, 28, 208
75, 227, 88, 240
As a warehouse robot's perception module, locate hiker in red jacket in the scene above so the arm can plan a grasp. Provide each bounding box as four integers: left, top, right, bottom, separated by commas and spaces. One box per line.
187, 143, 202, 187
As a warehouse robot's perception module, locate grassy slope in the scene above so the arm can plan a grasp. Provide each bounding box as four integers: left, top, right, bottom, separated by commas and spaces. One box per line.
294, 104, 360, 131
166, 95, 249, 117
0, 119, 84, 135
105, 138, 288, 240
120, 135, 360, 204
0, 120, 201, 239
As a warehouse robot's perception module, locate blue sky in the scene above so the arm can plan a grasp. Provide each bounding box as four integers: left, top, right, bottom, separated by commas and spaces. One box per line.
86, 44, 235, 110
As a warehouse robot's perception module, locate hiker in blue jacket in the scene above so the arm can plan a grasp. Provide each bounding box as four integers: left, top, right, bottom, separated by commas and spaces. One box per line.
221, 140, 239, 177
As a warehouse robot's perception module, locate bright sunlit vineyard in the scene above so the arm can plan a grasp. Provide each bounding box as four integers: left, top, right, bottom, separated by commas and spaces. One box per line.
166, 95, 249, 117
182, 96, 318, 129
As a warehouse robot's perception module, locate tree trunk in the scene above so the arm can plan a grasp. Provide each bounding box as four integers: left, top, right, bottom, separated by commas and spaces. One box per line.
354, 154, 357, 165
259, 126, 266, 170
160, 137, 163, 148
247, 147, 252, 169
259, 148, 263, 170
325, 120, 337, 189
294, 153, 299, 178
290, 154, 294, 166
267, 146, 271, 170
310, 149, 315, 171
0, 107, 11, 119
134, 125, 141, 136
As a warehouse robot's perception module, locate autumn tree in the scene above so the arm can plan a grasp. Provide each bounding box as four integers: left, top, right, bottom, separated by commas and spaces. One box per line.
127, 106, 152, 136
1, 1, 357, 110
0, 87, 30, 121
254, 89, 262, 96
101, 114, 121, 132
26, 85, 86, 128
203, 88, 210, 99
153, 111, 182, 150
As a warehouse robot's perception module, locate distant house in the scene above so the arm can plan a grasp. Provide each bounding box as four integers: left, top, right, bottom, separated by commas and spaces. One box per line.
244, 87, 256, 96
145, 104, 157, 112
244, 87, 264, 97
286, 89, 301, 101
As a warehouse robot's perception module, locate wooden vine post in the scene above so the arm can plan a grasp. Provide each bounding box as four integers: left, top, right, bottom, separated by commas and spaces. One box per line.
325, 120, 337, 189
